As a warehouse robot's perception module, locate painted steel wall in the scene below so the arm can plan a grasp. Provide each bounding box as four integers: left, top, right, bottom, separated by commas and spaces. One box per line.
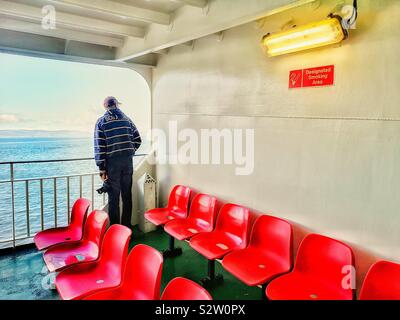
152, 0, 400, 291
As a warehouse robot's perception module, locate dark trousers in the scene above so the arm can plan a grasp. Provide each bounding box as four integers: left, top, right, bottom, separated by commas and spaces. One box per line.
106, 156, 133, 227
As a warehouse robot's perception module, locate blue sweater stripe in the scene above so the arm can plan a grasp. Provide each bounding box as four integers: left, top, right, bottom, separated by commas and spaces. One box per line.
94, 109, 141, 170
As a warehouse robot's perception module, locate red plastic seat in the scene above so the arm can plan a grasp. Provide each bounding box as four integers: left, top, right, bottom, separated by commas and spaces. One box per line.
222, 215, 293, 286
43, 210, 109, 272
266, 234, 354, 300
84, 244, 163, 300
359, 260, 400, 300
164, 194, 217, 241
190, 204, 249, 260
55, 224, 132, 300
145, 185, 191, 226
34, 198, 91, 250
161, 277, 212, 300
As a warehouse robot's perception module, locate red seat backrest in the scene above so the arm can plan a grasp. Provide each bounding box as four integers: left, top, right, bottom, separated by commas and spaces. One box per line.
120, 244, 163, 300
294, 234, 354, 283
215, 204, 249, 247
70, 198, 91, 229
359, 260, 400, 300
167, 185, 191, 213
188, 194, 217, 226
82, 210, 109, 245
249, 215, 293, 270
99, 225, 132, 268
161, 277, 212, 300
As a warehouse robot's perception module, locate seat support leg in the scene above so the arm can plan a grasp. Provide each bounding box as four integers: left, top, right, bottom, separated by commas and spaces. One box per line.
209, 258, 215, 279
261, 283, 268, 300
200, 260, 224, 288
162, 235, 183, 258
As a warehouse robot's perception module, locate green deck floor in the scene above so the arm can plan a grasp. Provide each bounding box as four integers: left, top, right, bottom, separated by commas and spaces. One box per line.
0, 227, 261, 300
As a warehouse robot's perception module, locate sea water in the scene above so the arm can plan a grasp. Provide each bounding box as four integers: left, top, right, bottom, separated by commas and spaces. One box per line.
0, 137, 106, 245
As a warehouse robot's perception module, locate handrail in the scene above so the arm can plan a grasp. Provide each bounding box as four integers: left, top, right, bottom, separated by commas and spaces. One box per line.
0, 172, 99, 184
0, 153, 148, 165
0, 153, 148, 184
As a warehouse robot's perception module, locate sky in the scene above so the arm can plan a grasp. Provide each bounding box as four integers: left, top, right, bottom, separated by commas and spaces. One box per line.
0, 53, 151, 136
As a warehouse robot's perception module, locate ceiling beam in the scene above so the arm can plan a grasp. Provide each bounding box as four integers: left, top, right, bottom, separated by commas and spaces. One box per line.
152, 48, 169, 55
0, 45, 154, 69
176, 0, 208, 8
116, 0, 319, 61
0, 18, 124, 47
47, 0, 171, 25
0, 0, 145, 38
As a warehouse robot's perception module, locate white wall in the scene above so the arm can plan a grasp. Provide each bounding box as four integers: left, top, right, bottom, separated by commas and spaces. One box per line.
152, 0, 400, 291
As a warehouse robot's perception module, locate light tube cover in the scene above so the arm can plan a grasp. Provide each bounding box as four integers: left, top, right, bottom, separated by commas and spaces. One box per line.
262, 17, 346, 57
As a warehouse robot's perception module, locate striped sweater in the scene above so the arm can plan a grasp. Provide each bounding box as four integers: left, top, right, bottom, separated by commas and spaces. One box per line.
94, 108, 141, 171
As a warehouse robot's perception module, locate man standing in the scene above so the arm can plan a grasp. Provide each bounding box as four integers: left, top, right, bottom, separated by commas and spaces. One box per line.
94, 96, 141, 226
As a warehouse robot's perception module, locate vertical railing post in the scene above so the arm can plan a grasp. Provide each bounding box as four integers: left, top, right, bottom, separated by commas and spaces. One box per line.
79, 175, 83, 198
25, 180, 30, 237
67, 176, 70, 224
10, 163, 16, 248
91, 174, 94, 211
40, 179, 44, 231
53, 178, 57, 227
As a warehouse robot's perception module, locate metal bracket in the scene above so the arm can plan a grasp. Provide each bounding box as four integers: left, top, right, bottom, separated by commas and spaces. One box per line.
280, 18, 295, 31
179, 40, 195, 50
215, 31, 224, 42
255, 18, 266, 30
202, 1, 211, 15
311, 0, 322, 11
64, 39, 70, 55
168, 21, 174, 32
189, 40, 195, 50
330, 1, 346, 16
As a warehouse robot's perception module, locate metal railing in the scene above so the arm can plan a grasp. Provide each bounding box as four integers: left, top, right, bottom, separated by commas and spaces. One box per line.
0, 154, 146, 249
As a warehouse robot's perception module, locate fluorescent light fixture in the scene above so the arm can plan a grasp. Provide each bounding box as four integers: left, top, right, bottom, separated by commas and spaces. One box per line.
262, 17, 347, 57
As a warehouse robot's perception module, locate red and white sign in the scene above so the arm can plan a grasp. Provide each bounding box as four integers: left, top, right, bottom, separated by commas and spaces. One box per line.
289, 65, 335, 89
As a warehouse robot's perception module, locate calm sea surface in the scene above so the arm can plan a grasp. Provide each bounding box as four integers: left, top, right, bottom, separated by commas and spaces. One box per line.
0, 137, 106, 244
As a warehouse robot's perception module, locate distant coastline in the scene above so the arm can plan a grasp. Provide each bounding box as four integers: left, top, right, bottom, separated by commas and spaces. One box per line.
0, 130, 91, 138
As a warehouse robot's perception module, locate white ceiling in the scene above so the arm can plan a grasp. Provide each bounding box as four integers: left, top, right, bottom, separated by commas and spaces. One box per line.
113, 0, 183, 14
0, 0, 201, 60
0, 0, 329, 66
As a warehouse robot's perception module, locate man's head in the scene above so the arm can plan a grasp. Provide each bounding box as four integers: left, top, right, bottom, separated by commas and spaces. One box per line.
103, 96, 121, 110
